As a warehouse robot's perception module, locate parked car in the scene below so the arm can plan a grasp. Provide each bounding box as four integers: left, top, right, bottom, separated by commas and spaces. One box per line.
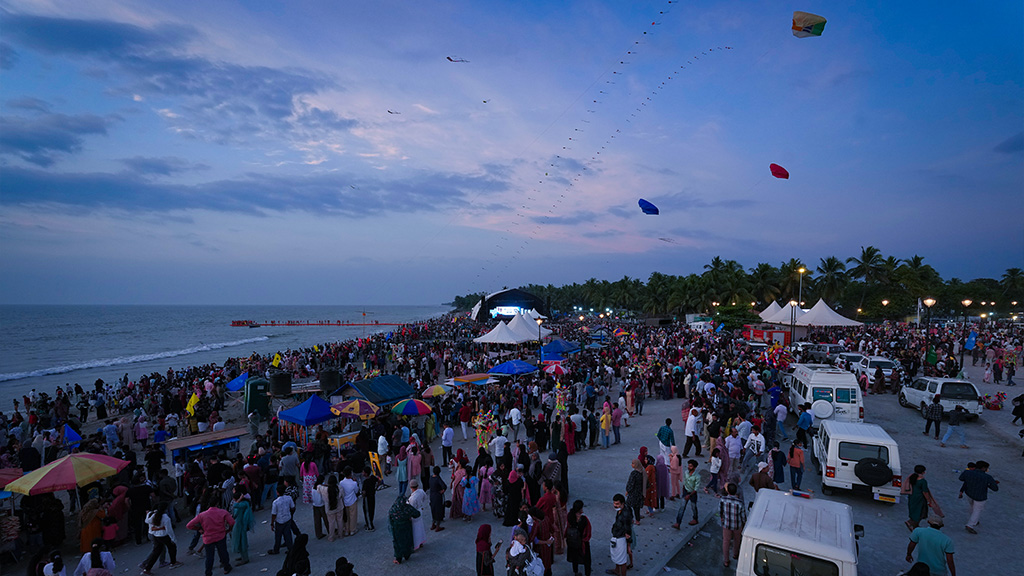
808, 343, 846, 364
899, 377, 983, 420
854, 356, 897, 383
735, 490, 865, 576
834, 352, 865, 372
812, 421, 902, 503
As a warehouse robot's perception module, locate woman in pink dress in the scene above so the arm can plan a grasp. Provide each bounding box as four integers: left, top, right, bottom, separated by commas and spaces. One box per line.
299, 453, 318, 504
478, 465, 493, 511
450, 460, 467, 519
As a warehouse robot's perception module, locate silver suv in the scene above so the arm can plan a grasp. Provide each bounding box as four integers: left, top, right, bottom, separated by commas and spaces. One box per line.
808, 343, 846, 364
854, 356, 896, 383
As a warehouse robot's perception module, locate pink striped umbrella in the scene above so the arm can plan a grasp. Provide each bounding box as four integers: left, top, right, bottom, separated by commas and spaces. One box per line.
5, 453, 129, 496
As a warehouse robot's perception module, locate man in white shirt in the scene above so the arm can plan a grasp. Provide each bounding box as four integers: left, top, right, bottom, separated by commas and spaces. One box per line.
735, 416, 752, 444
339, 467, 360, 537
742, 425, 766, 471
441, 423, 454, 465
377, 434, 390, 475
489, 432, 508, 460
269, 484, 297, 554
773, 403, 789, 440
508, 406, 523, 441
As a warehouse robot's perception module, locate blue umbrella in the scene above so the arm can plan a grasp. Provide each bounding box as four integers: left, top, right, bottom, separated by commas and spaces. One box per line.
489, 360, 538, 375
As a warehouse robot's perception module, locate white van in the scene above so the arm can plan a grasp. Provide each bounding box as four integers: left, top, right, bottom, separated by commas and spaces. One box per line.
736, 489, 864, 576
783, 364, 864, 422
812, 421, 902, 503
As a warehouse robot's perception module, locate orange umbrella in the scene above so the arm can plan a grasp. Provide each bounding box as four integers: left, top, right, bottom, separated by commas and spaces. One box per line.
5, 453, 129, 496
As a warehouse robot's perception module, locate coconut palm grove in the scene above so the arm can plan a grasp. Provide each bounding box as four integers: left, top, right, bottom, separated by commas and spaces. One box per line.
452, 247, 1024, 323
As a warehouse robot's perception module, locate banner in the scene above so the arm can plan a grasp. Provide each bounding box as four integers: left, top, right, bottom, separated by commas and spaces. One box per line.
964, 331, 977, 351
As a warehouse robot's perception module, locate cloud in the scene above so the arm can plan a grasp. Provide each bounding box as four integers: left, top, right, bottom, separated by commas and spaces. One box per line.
0, 42, 17, 69
0, 112, 118, 166
0, 165, 509, 217
3, 13, 352, 148
530, 211, 599, 225
119, 156, 208, 176
5, 97, 51, 112
994, 132, 1024, 154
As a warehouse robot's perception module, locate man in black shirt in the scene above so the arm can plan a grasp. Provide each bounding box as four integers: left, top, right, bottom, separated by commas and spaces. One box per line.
126, 473, 154, 544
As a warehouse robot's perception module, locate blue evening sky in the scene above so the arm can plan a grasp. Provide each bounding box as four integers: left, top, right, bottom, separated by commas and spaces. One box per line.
1, 1, 1021, 304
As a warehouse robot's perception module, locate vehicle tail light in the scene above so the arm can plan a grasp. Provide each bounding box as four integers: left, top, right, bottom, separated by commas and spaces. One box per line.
892, 475, 902, 488
826, 466, 835, 478
859, 406, 864, 419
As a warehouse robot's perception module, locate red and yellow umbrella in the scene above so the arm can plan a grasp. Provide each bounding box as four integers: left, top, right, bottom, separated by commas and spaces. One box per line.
421, 384, 451, 399
452, 373, 491, 385
330, 399, 381, 419
5, 453, 129, 496
391, 398, 433, 416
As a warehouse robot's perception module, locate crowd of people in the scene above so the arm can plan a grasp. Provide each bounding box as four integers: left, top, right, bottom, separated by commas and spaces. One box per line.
0, 310, 1020, 576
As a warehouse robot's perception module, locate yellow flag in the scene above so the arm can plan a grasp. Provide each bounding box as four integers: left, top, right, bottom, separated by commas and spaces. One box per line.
272, 353, 282, 368
185, 393, 199, 416
314, 345, 319, 353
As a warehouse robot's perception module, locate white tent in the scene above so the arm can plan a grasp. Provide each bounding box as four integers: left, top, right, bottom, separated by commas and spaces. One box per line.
759, 301, 782, 321
763, 302, 806, 325
508, 312, 551, 341
473, 321, 531, 344
526, 308, 548, 320
795, 299, 863, 326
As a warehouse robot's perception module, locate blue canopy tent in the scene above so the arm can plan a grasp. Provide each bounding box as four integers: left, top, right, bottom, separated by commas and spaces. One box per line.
277, 395, 338, 447
541, 339, 579, 356
489, 360, 538, 375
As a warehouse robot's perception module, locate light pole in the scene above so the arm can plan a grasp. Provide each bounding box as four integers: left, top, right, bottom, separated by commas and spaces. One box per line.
536, 318, 544, 364
789, 300, 798, 345
923, 297, 936, 328
881, 299, 889, 321
959, 299, 972, 369
798, 267, 806, 308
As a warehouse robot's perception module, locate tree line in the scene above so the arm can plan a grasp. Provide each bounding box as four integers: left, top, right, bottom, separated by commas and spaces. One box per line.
451, 246, 1024, 321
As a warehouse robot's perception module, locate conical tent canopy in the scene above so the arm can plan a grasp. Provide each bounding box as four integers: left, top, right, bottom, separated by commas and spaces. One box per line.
507, 312, 551, 341
795, 299, 863, 326
474, 321, 529, 344
763, 302, 806, 324
759, 301, 782, 321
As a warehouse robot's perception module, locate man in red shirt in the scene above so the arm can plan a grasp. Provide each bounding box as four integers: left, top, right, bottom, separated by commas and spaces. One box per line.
186, 502, 235, 576
459, 402, 473, 441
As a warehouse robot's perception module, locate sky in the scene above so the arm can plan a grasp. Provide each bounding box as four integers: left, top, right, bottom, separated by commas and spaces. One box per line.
1, 0, 1021, 305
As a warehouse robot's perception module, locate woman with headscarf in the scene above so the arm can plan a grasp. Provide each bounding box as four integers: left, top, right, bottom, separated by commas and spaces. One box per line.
79, 499, 105, 554
230, 488, 253, 565
505, 526, 536, 576
550, 483, 568, 556
563, 417, 576, 456
564, 500, 591, 576
625, 459, 644, 525
106, 485, 129, 544
408, 445, 422, 489
450, 459, 467, 520
407, 478, 429, 550
529, 506, 555, 576
462, 465, 481, 521
396, 446, 409, 496
643, 456, 658, 515
655, 455, 670, 510
668, 446, 683, 500
281, 533, 310, 576
475, 524, 503, 576
478, 465, 494, 512
388, 495, 420, 564
716, 435, 732, 492
502, 470, 523, 527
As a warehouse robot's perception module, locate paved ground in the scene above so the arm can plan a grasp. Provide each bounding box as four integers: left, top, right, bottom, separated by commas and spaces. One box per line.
666, 361, 1024, 575
16, 361, 1023, 576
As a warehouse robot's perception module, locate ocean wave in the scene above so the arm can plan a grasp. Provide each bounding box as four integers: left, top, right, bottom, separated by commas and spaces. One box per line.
0, 336, 271, 382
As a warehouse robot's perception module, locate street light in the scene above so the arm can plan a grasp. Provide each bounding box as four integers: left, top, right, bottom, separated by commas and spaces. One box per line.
959, 299, 972, 369
923, 297, 936, 327
536, 318, 544, 363
798, 267, 806, 308
789, 299, 799, 346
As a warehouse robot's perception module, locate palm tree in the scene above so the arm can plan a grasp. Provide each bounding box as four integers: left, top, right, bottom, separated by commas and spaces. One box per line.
778, 258, 811, 302
846, 246, 885, 285
748, 262, 781, 305
1001, 268, 1024, 300
815, 256, 848, 304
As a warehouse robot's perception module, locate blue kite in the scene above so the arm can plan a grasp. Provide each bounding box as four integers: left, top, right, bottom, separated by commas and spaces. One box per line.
638, 198, 659, 215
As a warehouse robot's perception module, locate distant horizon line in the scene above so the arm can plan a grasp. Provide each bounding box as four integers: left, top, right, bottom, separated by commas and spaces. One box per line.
0, 302, 454, 307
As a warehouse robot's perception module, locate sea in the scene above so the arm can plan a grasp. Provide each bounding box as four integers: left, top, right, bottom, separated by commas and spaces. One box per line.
0, 304, 452, 403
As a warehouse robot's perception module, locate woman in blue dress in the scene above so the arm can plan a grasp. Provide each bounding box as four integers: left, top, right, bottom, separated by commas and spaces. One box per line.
462, 465, 481, 521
